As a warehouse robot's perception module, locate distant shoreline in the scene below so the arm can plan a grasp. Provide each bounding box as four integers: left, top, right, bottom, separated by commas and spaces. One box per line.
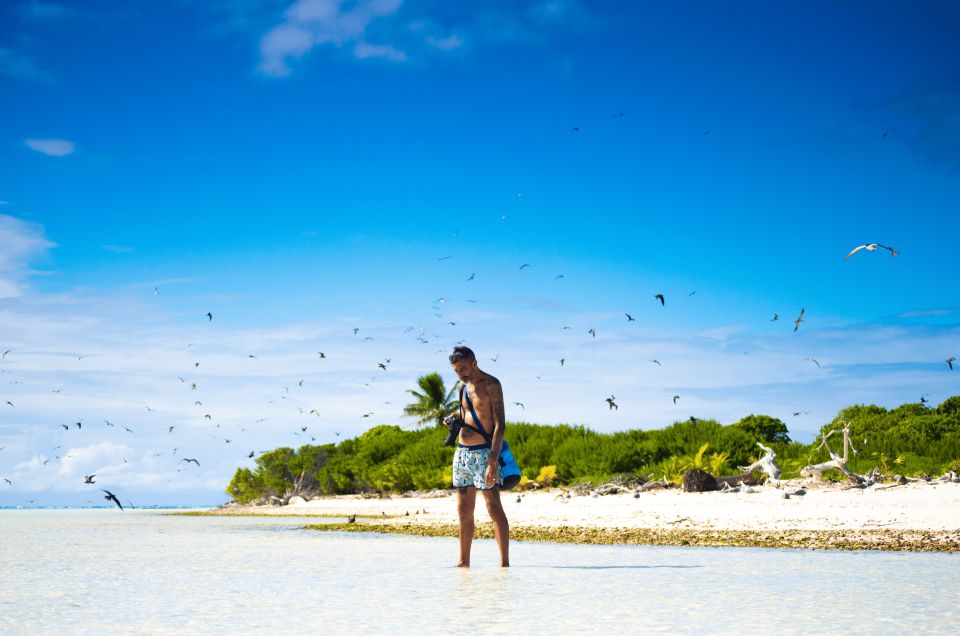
176, 481, 960, 552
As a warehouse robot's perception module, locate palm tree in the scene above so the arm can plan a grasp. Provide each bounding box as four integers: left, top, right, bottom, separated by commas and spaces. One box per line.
403, 372, 458, 428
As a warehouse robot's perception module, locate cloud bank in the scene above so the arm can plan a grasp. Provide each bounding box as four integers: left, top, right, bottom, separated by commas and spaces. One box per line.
0, 214, 57, 299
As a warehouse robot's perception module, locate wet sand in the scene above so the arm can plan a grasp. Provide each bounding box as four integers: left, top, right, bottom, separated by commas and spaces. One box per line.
186, 481, 960, 551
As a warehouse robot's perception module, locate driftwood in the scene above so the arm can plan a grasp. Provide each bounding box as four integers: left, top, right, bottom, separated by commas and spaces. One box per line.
935, 471, 960, 483
739, 442, 782, 483
682, 468, 757, 493
640, 479, 673, 491
800, 422, 874, 486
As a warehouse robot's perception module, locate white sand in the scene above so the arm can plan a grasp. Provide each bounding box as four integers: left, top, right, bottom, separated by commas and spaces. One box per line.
222, 481, 960, 532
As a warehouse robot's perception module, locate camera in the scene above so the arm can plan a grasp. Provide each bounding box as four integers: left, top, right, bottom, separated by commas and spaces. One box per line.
442, 413, 464, 447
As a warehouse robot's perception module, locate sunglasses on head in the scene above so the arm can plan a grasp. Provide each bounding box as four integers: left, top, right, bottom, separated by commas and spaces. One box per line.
448, 351, 466, 362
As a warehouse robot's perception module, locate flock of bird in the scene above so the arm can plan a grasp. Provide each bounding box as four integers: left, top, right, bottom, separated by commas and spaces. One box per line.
1, 233, 956, 508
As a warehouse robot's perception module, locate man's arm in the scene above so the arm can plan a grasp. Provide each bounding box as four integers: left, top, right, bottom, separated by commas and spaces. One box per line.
485, 380, 506, 486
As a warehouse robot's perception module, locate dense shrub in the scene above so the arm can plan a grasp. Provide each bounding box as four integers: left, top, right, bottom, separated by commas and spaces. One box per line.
225, 396, 960, 499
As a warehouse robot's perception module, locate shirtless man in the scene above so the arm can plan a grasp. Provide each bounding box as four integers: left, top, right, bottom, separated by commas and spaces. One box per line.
446, 346, 510, 567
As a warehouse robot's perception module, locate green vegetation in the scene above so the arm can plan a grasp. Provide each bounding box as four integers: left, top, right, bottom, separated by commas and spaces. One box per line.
402, 372, 458, 428
226, 394, 960, 504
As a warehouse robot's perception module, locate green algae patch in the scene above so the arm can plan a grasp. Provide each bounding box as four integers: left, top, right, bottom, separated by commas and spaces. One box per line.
304, 522, 960, 553
170, 510, 393, 519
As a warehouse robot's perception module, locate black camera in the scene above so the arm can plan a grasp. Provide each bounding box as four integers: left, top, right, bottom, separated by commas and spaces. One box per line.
442, 413, 464, 447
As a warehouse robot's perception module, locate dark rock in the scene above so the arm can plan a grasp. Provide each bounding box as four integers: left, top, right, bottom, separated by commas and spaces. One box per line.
682, 468, 718, 492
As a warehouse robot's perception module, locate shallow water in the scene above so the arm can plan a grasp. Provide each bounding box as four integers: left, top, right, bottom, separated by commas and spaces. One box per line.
1, 509, 957, 635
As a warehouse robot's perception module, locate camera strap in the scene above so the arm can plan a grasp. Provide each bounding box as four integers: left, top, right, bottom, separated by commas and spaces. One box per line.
459, 384, 492, 445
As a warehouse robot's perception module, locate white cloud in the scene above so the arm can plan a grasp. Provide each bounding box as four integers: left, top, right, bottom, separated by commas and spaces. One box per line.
25, 138, 76, 157
425, 34, 462, 51
0, 214, 57, 299
19, 1, 76, 20
100, 244, 136, 253
353, 41, 406, 61
0, 47, 53, 83
257, 0, 404, 76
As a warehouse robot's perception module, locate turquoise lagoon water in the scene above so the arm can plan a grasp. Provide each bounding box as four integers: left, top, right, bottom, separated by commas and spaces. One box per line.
1, 509, 956, 635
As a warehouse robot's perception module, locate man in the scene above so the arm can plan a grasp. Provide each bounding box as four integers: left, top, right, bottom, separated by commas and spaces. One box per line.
446, 345, 510, 567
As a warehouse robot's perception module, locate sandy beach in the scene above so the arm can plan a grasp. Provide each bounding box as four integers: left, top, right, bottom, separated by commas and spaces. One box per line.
190, 480, 960, 552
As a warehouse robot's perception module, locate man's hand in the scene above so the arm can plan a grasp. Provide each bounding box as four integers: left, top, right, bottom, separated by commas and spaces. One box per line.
485, 462, 498, 488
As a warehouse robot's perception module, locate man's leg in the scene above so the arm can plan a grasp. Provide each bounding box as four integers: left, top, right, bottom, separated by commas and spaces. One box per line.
482, 487, 510, 567
456, 486, 477, 567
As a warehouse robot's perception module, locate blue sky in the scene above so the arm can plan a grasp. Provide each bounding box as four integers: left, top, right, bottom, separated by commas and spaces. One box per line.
1, 0, 959, 506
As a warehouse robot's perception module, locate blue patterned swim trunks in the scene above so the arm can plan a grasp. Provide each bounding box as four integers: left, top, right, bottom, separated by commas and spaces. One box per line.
452, 443, 503, 490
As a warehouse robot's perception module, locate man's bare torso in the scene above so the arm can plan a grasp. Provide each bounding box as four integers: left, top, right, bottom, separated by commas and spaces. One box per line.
459, 373, 501, 446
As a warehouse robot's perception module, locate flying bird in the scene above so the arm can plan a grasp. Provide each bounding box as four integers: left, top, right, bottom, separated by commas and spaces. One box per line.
180, 458, 200, 467
4, 401, 12, 407
606, 396, 618, 410
805, 358, 821, 368
519, 264, 531, 270
318, 352, 326, 358
844, 243, 898, 259
559, 358, 565, 367
571, 127, 580, 132
378, 363, 387, 371
650, 360, 661, 367
490, 354, 499, 362
102, 489, 123, 510
654, 294, 665, 306
513, 402, 525, 410
673, 395, 680, 404
206, 312, 213, 321
466, 273, 475, 281
84, 474, 96, 484
793, 308, 805, 333
688, 416, 699, 429
625, 313, 635, 322
948, 357, 956, 370
588, 329, 596, 338
1, 350, 10, 359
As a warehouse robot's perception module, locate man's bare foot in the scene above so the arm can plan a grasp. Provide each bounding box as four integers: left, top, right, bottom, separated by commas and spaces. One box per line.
457, 561, 470, 568
500, 562, 510, 568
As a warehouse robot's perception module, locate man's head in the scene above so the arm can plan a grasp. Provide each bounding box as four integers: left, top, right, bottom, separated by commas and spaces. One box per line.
449, 346, 478, 382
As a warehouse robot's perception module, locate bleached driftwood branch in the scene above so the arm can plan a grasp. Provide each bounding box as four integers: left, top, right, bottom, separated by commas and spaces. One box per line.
935, 471, 960, 483
739, 441, 782, 483
800, 423, 874, 486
